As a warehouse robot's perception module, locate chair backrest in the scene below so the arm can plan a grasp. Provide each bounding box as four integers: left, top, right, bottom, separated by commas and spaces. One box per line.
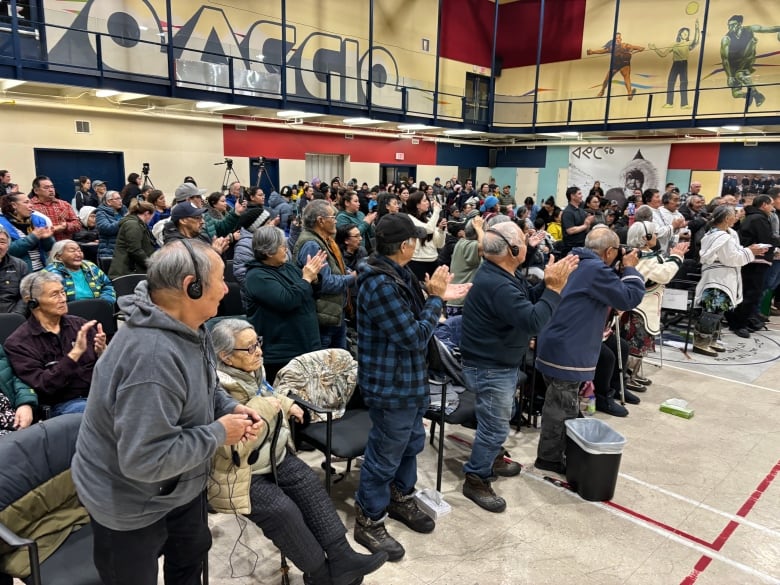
274, 349, 357, 421
0, 313, 26, 346
110, 273, 146, 299
223, 259, 237, 283
0, 414, 89, 577
217, 281, 243, 317
67, 299, 118, 338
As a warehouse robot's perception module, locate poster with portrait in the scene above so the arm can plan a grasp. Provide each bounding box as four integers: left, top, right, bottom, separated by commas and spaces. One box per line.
720, 170, 780, 197
568, 144, 671, 207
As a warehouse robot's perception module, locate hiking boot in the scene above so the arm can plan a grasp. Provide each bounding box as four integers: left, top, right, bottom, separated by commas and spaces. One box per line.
388, 485, 435, 534
492, 450, 522, 477
621, 388, 640, 405
694, 334, 718, 357
709, 339, 726, 352
462, 473, 506, 513
353, 505, 405, 562
324, 534, 387, 585
633, 374, 652, 386
534, 457, 566, 475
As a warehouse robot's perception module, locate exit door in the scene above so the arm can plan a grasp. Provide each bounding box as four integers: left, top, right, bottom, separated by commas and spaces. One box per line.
33, 149, 125, 203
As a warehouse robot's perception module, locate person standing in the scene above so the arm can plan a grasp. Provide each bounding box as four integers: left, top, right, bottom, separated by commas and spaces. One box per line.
459, 222, 577, 512
353, 214, 469, 561
96, 190, 128, 259
72, 241, 263, 585
561, 186, 594, 255
535, 228, 645, 473
29, 176, 81, 241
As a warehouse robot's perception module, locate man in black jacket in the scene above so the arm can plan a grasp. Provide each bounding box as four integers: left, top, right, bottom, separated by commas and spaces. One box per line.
0, 227, 27, 314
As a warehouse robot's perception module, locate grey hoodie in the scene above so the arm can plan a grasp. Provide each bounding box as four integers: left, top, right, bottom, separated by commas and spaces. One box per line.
72, 281, 238, 531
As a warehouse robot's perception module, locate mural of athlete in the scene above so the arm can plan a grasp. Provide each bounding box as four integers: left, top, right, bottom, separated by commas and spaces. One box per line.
587, 33, 645, 100
721, 14, 780, 107
649, 21, 700, 109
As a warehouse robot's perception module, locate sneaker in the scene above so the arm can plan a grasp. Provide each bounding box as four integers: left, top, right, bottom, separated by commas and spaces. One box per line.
354, 505, 405, 562
625, 380, 646, 393
595, 396, 628, 417
387, 486, 435, 534
492, 450, 522, 477
693, 343, 718, 357
621, 388, 641, 405
534, 457, 566, 475
462, 473, 507, 513
633, 375, 652, 386
770, 306, 780, 316
709, 339, 727, 352
662, 103, 674, 109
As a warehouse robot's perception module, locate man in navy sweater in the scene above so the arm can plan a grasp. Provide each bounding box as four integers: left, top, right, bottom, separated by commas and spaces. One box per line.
535, 227, 645, 474
459, 222, 578, 512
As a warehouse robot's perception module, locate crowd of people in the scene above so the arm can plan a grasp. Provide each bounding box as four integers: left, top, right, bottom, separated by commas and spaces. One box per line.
0, 167, 778, 584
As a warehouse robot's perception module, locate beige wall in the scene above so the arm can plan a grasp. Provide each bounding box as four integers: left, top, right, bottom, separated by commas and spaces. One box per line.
346, 162, 380, 186
278, 159, 307, 190
0, 104, 238, 198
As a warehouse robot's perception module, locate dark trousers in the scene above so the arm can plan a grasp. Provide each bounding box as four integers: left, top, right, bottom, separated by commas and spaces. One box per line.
666, 60, 689, 106
245, 454, 345, 574
593, 336, 629, 399
537, 376, 580, 464
91, 492, 210, 585
729, 264, 770, 328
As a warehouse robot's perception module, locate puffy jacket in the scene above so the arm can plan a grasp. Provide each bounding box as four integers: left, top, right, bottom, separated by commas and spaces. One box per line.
95, 204, 127, 258
0, 213, 55, 271
267, 192, 294, 232
0, 253, 28, 314
109, 214, 156, 279
0, 344, 37, 409
45, 259, 116, 304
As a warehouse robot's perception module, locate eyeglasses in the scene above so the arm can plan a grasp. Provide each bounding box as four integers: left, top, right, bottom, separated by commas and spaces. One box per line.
320, 215, 336, 221
347, 232, 361, 239
234, 337, 263, 354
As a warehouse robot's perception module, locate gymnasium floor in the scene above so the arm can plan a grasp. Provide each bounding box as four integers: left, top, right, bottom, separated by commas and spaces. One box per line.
201, 318, 780, 585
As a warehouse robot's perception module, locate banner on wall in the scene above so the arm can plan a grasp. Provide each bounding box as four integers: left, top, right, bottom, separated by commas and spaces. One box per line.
568, 144, 671, 207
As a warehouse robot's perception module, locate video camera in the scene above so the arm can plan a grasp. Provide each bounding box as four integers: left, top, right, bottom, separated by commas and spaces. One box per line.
214, 158, 234, 169
142, 162, 150, 175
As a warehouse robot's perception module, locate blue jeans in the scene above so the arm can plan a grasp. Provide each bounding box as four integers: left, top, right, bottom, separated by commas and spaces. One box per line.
764, 260, 780, 292
50, 397, 87, 417
355, 405, 427, 520
319, 323, 347, 350
462, 366, 521, 479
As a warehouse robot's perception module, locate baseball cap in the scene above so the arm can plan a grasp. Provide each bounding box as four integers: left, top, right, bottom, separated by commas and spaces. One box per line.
174, 183, 207, 203
171, 202, 207, 222
375, 214, 427, 245
480, 196, 499, 213
92, 180, 105, 188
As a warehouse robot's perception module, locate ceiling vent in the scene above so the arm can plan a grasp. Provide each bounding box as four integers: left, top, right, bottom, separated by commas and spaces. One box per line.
75, 120, 91, 134
234, 123, 247, 131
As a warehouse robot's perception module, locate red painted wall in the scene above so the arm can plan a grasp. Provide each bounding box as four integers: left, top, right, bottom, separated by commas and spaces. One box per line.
223, 123, 437, 165
668, 143, 720, 170
440, 0, 587, 69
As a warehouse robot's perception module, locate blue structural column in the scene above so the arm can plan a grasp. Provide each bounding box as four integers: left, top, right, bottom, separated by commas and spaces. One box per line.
690, 0, 710, 121
10, 0, 21, 74
281, 0, 288, 108
433, 0, 443, 122
603, 0, 622, 125
367, 0, 374, 116
531, 0, 546, 131
488, 0, 499, 126
166, 0, 176, 97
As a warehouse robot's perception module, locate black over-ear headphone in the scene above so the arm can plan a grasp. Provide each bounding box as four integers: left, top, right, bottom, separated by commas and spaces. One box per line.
487, 229, 520, 257
641, 221, 653, 241
181, 239, 203, 299
26, 272, 41, 312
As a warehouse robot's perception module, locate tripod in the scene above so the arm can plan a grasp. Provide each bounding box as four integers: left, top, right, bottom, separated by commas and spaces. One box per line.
141, 170, 155, 190
252, 158, 276, 194
220, 163, 241, 193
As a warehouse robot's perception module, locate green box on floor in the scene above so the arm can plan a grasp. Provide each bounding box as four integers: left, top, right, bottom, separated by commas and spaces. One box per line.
660, 402, 694, 419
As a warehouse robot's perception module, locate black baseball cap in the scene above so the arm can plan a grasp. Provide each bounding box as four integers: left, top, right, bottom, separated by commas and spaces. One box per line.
375, 214, 427, 245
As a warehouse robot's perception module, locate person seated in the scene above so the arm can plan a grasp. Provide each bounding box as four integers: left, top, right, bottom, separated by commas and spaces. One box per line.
0, 226, 28, 314
243, 225, 326, 383
45, 240, 116, 304
73, 205, 99, 243
209, 319, 387, 585
0, 192, 55, 272
0, 344, 37, 434
4, 271, 106, 416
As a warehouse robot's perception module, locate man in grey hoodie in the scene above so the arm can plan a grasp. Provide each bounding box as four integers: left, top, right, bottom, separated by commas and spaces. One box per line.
72, 240, 264, 585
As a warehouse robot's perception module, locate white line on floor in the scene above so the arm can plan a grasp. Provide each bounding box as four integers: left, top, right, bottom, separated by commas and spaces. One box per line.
645, 360, 780, 393
618, 472, 780, 538
525, 471, 780, 584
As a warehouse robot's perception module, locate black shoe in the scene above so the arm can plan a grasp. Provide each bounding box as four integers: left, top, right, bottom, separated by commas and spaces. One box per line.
625, 380, 646, 393
633, 375, 652, 386
387, 486, 435, 534
462, 473, 507, 513
595, 396, 628, 417
534, 457, 566, 475
621, 388, 640, 405
492, 450, 522, 477
757, 314, 770, 323
354, 505, 405, 562
730, 327, 751, 339
325, 536, 388, 585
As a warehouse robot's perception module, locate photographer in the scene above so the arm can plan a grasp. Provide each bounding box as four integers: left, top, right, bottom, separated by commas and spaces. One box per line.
73, 176, 99, 211
121, 172, 143, 209
535, 227, 645, 472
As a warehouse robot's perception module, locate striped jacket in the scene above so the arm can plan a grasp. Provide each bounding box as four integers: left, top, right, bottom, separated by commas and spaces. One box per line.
356, 255, 442, 409
45, 260, 116, 304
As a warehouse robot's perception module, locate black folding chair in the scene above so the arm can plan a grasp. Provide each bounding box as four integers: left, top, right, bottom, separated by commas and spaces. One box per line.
110, 274, 146, 319
67, 299, 118, 340
0, 313, 25, 345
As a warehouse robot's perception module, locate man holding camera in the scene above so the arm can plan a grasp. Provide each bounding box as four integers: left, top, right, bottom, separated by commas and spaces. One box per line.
535, 227, 645, 474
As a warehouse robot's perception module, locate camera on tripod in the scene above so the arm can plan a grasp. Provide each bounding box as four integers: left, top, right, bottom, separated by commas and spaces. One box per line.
214, 158, 234, 170
142, 162, 150, 175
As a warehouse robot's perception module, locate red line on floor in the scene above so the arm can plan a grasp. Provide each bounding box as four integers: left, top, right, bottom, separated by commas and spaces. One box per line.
679, 460, 780, 585
604, 500, 714, 549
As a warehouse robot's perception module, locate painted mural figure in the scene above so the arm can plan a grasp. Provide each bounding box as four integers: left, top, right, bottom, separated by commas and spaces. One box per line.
721, 14, 780, 107
587, 33, 645, 100
648, 21, 700, 109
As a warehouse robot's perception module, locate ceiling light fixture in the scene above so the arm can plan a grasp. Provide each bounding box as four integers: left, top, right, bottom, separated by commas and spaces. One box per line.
398, 123, 438, 131
442, 129, 484, 136
0, 79, 24, 90
721, 125, 742, 132
343, 117, 385, 125
95, 89, 120, 98
276, 110, 321, 119
195, 101, 243, 111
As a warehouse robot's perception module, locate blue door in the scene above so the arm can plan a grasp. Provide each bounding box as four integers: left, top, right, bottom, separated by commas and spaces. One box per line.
33, 149, 125, 203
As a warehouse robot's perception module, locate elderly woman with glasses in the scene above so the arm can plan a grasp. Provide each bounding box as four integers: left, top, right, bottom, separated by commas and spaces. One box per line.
243, 225, 327, 384
209, 319, 387, 585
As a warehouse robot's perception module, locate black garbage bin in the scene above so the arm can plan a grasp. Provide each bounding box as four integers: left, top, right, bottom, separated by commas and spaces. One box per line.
565, 418, 626, 501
